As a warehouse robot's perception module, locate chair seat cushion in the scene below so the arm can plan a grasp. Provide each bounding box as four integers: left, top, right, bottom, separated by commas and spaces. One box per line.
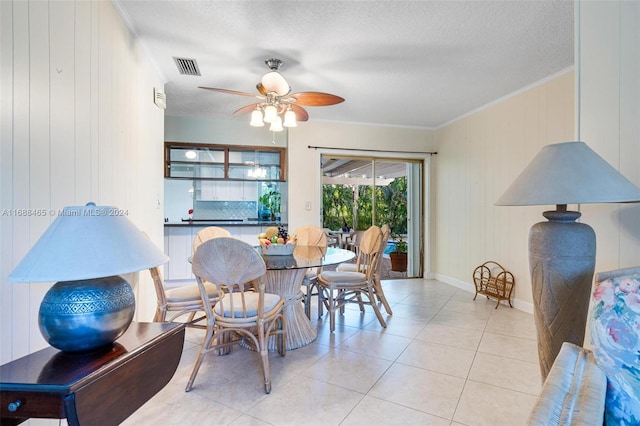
320, 271, 366, 284
214, 292, 282, 318
336, 263, 366, 273
166, 282, 218, 302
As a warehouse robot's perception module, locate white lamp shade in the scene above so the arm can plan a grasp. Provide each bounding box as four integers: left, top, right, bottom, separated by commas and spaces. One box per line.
8, 203, 169, 282
263, 105, 278, 123
283, 108, 297, 127
260, 71, 290, 96
250, 108, 264, 127
269, 115, 283, 132
496, 141, 640, 206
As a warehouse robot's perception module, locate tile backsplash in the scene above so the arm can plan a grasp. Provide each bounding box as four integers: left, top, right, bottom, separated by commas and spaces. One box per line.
193, 201, 257, 220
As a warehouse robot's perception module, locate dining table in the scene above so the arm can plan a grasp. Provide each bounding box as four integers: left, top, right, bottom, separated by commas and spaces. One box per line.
258, 245, 355, 350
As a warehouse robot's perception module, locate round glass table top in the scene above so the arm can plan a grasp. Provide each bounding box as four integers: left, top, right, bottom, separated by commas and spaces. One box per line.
257, 245, 355, 270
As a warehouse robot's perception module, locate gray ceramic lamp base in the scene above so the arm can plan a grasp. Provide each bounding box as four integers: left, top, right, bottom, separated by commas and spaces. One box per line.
38, 275, 136, 352
529, 209, 595, 380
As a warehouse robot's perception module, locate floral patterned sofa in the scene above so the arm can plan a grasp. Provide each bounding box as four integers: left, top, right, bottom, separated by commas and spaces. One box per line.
527, 266, 640, 426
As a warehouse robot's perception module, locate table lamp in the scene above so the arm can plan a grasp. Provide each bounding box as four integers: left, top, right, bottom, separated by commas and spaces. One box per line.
496, 141, 640, 379
8, 202, 169, 352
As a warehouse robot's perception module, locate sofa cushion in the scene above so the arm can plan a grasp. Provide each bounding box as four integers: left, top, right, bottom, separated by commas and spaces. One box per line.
590, 272, 640, 425
527, 342, 606, 425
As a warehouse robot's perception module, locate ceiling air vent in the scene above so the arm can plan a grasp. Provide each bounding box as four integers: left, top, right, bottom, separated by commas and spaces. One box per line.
173, 57, 201, 76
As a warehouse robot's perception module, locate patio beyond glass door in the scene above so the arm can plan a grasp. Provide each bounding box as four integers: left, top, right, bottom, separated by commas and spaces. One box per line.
321, 155, 423, 278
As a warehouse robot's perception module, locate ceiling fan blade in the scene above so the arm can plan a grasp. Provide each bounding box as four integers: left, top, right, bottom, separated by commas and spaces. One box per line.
291, 92, 345, 106
233, 104, 259, 116
199, 87, 256, 97
291, 104, 309, 122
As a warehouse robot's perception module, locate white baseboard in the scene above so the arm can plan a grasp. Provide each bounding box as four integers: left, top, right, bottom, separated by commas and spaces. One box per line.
432, 273, 533, 314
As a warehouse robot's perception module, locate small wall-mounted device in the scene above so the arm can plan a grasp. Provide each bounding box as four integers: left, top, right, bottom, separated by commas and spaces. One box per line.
154, 88, 167, 110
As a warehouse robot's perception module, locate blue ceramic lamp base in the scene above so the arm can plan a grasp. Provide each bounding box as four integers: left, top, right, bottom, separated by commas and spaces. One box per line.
38, 275, 136, 352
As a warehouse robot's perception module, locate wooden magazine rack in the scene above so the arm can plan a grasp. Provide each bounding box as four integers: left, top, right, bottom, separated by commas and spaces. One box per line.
473, 261, 515, 308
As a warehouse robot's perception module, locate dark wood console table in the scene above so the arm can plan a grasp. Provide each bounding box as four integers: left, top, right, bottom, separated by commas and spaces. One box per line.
0, 322, 185, 425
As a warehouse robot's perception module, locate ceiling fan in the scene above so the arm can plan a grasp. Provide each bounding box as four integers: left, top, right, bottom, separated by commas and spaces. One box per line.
198, 58, 344, 130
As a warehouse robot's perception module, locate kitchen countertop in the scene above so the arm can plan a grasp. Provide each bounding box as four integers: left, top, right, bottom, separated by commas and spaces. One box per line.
164, 220, 286, 227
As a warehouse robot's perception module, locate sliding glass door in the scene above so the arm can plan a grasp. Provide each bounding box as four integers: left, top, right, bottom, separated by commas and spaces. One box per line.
321, 155, 423, 278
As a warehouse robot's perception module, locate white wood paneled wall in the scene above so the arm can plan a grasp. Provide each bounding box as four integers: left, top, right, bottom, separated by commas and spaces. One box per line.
434, 0, 640, 312
578, 0, 640, 272
1, 0, 165, 363
434, 71, 575, 311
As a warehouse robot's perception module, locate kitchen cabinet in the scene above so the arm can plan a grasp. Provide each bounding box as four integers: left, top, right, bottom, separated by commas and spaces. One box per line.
224, 226, 261, 245
242, 181, 259, 200
198, 181, 229, 201
165, 144, 225, 179
197, 181, 259, 201
196, 164, 227, 200
228, 149, 283, 180
163, 224, 273, 282
164, 227, 193, 281
165, 142, 285, 181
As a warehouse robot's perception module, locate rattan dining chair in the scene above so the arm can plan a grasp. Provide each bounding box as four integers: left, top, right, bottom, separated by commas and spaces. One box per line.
373, 224, 393, 314
192, 226, 232, 253
192, 226, 233, 289
318, 225, 387, 332
293, 225, 328, 319
186, 237, 286, 394
334, 224, 393, 314
149, 266, 222, 326
145, 226, 223, 327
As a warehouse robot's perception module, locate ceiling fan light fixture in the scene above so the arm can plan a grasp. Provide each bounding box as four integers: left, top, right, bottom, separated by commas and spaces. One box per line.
263, 104, 278, 123
199, 58, 343, 130
283, 107, 297, 127
250, 107, 264, 127
269, 115, 283, 132
261, 71, 290, 96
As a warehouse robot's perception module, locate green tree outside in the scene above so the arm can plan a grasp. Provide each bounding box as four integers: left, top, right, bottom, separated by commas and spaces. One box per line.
323, 177, 407, 234
322, 184, 354, 230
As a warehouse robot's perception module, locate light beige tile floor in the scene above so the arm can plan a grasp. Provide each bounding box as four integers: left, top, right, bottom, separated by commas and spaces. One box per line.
122, 279, 542, 426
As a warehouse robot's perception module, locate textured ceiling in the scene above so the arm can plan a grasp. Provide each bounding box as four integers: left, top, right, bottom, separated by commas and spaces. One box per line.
116, 0, 574, 129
